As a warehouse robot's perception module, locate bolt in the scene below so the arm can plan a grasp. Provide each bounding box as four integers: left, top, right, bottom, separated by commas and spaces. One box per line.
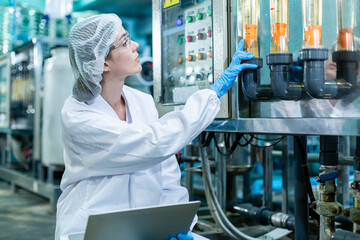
351, 182, 357, 189
316, 176, 321, 183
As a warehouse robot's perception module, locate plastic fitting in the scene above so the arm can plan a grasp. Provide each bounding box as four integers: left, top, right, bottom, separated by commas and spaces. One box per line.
332, 50, 360, 97
267, 53, 302, 100
240, 58, 273, 101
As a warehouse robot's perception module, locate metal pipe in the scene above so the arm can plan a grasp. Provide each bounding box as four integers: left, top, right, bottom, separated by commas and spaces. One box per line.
197, 137, 260, 240
216, 152, 227, 211
337, 136, 350, 208
344, 137, 360, 234
354, 137, 360, 234
294, 136, 309, 240
184, 162, 194, 201
263, 145, 273, 210
281, 137, 289, 213
316, 136, 342, 240
271, 150, 354, 165
233, 204, 295, 230
330, 229, 360, 240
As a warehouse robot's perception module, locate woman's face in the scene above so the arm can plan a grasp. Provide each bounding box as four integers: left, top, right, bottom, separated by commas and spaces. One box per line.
105, 27, 142, 77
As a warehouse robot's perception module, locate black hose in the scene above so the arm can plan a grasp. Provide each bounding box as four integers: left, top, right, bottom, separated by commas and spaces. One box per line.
213, 133, 243, 157
295, 136, 316, 202
294, 136, 319, 222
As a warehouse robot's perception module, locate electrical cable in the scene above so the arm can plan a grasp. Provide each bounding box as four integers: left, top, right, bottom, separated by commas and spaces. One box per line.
295, 136, 316, 203
253, 135, 285, 141
238, 134, 254, 147
198, 136, 261, 240
201, 132, 214, 147
294, 136, 320, 223
242, 135, 285, 148
213, 133, 243, 156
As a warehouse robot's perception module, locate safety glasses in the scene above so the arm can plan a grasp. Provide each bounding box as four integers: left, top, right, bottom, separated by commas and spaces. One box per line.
108, 31, 131, 55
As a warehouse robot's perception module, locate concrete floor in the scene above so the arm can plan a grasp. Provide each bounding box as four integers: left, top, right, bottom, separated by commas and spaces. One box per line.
0, 180, 56, 240
0, 179, 298, 240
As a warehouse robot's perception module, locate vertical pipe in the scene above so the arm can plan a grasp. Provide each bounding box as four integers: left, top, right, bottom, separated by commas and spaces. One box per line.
337, 136, 350, 208
215, 145, 227, 211
263, 145, 273, 210
294, 136, 309, 240
184, 144, 195, 201
226, 173, 237, 207
243, 172, 251, 202
288, 137, 295, 214
282, 136, 289, 213
319, 136, 339, 240
185, 161, 194, 201
353, 137, 360, 233
242, 143, 253, 202
353, 190, 360, 233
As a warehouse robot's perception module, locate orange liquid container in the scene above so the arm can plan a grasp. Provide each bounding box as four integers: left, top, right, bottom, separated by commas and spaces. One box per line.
338, 28, 354, 50
239, 0, 260, 57
304, 25, 322, 47
244, 24, 257, 49
336, 0, 355, 51
302, 0, 323, 48
271, 23, 287, 48
270, 0, 289, 53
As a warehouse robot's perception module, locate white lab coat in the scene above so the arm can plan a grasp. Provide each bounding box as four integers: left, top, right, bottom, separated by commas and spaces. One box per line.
55, 86, 220, 240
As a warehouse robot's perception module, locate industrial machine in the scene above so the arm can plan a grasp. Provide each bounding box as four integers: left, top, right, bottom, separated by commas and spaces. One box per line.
153, 0, 360, 239
0, 38, 69, 211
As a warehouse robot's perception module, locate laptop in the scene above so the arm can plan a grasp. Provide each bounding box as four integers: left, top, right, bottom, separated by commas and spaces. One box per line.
68, 201, 201, 240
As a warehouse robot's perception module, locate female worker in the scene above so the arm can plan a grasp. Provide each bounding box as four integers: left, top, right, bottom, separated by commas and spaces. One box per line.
55, 14, 256, 240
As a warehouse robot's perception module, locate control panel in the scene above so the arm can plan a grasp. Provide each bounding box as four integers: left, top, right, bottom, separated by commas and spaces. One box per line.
161, 0, 213, 104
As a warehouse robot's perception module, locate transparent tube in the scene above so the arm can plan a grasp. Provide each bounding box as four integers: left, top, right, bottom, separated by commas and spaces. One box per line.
241, 0, 260, 57
270, 0, 288, 53
336, 0, 355, 50
302, 0, 323, 48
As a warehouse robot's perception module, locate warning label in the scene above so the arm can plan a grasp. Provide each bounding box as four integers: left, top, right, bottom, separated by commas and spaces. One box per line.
163, 0, 180, 8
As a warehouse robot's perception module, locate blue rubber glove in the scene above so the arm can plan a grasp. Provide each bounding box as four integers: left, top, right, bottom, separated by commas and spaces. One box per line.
169, 231, 194, 240
210, 40, 258, 98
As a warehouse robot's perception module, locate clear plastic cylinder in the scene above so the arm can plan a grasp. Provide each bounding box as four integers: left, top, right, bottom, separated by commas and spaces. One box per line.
240, 0, 260, 57
302, 0, 323, 48
270, 0, 288, 53
336, 0, 355, 51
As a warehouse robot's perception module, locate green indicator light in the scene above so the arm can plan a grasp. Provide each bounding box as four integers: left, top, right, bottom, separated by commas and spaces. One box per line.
207, 9, 212, 17
186, 16, 193, 23
177, 37, 183, 45
196, 13, 203, 20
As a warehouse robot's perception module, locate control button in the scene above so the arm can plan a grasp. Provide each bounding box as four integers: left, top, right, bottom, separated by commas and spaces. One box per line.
207, 30, 212, 37
176, 18, 183, 26
177, 37, 183, 45
186, 16, 193, 23
186, 35, 193, 42
187, 54, 194, 61
197, 33, 203, 40
197, 53, 204, 60
207, 9, 212, 17
177, 57, 183, 64
196, 13, 203, 20
196, 73, 205, 80
208, 50, 212, 58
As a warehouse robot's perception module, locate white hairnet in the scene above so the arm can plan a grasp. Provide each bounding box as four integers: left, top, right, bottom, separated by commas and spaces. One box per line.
69, 14, 122, 102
